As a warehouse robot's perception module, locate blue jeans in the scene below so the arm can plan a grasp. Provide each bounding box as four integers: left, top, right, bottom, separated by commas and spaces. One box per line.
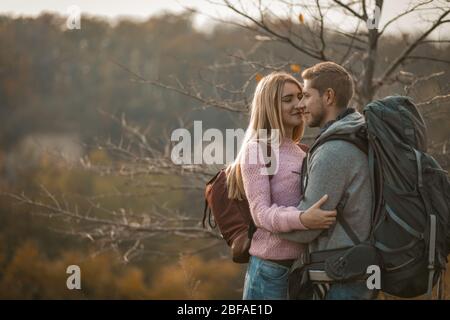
325, 281, 378, 300
243, 256, 290, 300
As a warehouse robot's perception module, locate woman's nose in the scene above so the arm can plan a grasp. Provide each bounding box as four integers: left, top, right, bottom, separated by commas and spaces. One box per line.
298, 98, 306, 109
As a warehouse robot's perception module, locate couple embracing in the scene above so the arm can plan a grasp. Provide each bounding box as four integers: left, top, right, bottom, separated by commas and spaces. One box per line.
225, 61, 377, 300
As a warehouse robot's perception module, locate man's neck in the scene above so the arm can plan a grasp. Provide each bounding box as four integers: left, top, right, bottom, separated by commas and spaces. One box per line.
318, 107, 355, 136
319, 108, 340, 128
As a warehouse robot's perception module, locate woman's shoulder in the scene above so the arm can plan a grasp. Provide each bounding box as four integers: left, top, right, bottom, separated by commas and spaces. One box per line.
243, 139, 308, 158
280, 139, 307, 158
242, 140, 267, 166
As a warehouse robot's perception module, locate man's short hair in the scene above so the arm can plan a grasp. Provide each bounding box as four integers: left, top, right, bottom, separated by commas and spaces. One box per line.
302, 61, 354, 108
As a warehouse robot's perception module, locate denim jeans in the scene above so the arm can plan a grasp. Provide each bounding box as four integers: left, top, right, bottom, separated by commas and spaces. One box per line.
325, 281, 379, 300
243, 256, 290, 300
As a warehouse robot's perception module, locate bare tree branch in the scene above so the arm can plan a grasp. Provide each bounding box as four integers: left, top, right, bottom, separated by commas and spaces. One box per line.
378, 0, 434, 37
220, 0, 325, 60
404, 55, 450, 64
111, 58, 249, 113
1, 189, 222, 240
376, 9, 450, 89
404, 71, 445, 95
417, 93, 450, 107
333, 0, 366, 20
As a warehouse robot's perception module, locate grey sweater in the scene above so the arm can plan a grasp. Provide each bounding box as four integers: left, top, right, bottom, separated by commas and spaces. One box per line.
280, 111, 372, 252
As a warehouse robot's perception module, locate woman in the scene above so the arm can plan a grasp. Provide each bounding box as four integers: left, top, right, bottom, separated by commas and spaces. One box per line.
226, 72, 336, 300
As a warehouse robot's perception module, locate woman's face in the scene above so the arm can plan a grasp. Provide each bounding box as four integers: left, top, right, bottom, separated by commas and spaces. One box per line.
280, 81, 304, 134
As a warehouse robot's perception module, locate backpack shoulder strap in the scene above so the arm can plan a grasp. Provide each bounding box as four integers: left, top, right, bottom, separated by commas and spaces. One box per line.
336, 194, 361, 245
306, 129, 369, 245
311, 129, 368, 156
202, 169, 225, 229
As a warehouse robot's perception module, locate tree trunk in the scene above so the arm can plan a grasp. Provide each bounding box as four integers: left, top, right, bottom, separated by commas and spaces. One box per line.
358, 0, 383, 109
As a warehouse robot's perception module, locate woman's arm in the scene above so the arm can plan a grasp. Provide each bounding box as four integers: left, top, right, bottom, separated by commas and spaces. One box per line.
241, 142, 306, 233
242, 142, 336, 233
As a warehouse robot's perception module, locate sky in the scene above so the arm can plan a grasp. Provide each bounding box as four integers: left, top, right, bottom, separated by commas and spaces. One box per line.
0, 0, 449, 37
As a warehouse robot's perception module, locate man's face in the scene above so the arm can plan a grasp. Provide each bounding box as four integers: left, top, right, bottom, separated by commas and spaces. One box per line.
300, 80, 325, 128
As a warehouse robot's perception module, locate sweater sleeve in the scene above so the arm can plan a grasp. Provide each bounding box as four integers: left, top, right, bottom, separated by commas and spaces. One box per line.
240, 142, 307, 233
279, 140, 354, 243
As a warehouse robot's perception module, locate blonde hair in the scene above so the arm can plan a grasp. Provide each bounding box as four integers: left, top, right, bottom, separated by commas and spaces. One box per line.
226, 72, 304, 200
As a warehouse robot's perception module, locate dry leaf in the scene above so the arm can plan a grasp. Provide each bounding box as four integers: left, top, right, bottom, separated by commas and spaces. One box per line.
290, 64, 301, 73
299, 13, 305, 24
255, 73, 263, 82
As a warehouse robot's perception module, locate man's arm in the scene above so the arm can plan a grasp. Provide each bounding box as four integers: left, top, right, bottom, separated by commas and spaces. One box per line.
279, 140, 353, 243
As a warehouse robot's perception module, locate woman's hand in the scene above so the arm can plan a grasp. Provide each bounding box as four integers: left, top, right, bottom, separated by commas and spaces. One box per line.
299, 194, 337, 229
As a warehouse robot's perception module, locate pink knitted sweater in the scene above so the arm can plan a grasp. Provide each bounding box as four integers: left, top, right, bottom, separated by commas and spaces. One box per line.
241, 138, 307, 260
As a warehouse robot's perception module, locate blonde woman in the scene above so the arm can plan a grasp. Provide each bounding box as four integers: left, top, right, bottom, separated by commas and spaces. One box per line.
226, 72, 336, 300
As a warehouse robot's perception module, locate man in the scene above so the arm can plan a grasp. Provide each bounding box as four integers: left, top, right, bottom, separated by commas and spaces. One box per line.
281, 61, 376, 300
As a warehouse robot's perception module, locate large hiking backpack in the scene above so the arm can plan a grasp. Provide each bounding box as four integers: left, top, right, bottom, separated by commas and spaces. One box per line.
364, 96, 450, 298
289, 96, 450, 299
202, 143, 309, 263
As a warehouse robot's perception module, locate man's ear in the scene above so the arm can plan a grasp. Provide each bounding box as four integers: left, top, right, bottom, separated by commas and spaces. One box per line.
325, 88, 336, 106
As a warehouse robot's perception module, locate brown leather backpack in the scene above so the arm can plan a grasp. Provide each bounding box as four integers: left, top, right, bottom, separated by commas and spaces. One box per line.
202, 169, 257, 263
202, 143, 309, 263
